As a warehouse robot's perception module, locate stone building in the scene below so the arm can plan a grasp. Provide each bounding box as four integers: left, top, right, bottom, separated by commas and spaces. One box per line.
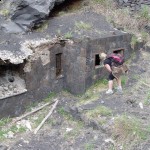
0, 12, 132, 117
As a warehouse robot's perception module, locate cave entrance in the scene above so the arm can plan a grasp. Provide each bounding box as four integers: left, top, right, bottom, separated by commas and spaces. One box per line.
0, 63, 27, 100
49, 0, 85, 17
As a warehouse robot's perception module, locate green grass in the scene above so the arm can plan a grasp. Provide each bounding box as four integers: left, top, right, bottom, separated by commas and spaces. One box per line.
93, 0, 112, 7
26, 92, 56, 111
25, 102, 39, 112
132, 74, 140, 80
94, 0, 105, 3
57, 106, 73, 120
75, 21, 92, 30
33, 114, 45, 127
44, 92, 56, 103
35, 21, 48, 32
98, 118, 107, 125
131, 35, 138, 49
85, 105, 112, 119
144, 91, 150, 105
95, 78, 108, 86
141, 31, 149, 42
76, 92, 100, 106
57, 106, 84, 140
76, 78, 107, 106
113, 115, 150, 142
139, 5, 150, 20
63, 120, 84, 140
64, 31, 73, 39
56, 29, 62, 37
57, 106, 68, 116
84, 143, 94, 150
0, 9, 9, 17
121, 75, 128, 86
10, 125, 26, 133
0, 125, 26, 141
0, 117, 12, 128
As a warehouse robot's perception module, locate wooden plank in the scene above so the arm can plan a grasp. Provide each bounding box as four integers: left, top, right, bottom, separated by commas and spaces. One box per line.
34, 100, 59, 134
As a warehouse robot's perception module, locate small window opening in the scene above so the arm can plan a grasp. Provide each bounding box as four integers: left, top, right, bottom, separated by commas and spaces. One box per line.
56, 53, 62, 77
113, 49, 124, 56
95, 54, 101, 66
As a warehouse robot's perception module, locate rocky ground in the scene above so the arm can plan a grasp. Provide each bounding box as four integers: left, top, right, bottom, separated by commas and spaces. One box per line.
0, 48, 149, 150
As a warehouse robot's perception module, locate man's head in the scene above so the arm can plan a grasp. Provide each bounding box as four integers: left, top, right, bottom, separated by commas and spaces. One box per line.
99, 52, 107, 60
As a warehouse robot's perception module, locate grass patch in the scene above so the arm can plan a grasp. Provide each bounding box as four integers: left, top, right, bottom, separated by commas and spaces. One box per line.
35, 21, 48, 32
132, 74, 140, 80
75, 21, 92, 30
76, 78, 107, 106
0, 9, 9, 17
85, 105, 112, 119
0, 117, 12, 128
139, 5, 150, 20
121, 75, 128, 86
63, 119, 84, 140
44, 92, 57, 103
93, 0, 112, 7
84, 143, 94, 150
112, 115, 150, 148
144, 91, 150, 105
0, 117, 27, 141
57, 106, 84, 140
10, 125, 26, 134
57, 106, 73, 120
56, 29, 62, 36
25, 102, 39, 112
141, 31, 149, 42
57, 106, 68, 116
64, 31, 73, 39
94, 0, 105, 3
98, 118, 107, 125
26, 92, 56, 111
95, 78, 108, 86
77, 92, 99, 106
33, 113, 46, 128
131, 35, 138, 49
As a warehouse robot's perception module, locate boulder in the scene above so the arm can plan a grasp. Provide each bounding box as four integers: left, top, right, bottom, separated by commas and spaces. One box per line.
0, 0, 66, 33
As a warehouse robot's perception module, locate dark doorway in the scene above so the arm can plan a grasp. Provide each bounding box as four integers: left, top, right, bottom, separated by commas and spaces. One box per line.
95, 54, 101, 66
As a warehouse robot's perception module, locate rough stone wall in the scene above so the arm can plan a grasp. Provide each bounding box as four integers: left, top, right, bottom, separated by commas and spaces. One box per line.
85, 33, 132, 89
63, 39, 87, 95
117, 0, 150, 11
23, 39, 65, 100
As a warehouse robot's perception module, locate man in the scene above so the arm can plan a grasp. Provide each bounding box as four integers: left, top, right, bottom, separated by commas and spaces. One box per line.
100, 52, 127, 94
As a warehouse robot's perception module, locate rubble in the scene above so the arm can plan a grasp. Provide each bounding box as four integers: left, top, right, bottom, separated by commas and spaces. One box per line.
117, 0, 150, 11
0, 72, 27, 100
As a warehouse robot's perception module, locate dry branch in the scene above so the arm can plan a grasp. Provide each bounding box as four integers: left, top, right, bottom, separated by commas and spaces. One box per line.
12, 100, 56, 124
34, 100, 59, 134
141, 81, 150, 88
